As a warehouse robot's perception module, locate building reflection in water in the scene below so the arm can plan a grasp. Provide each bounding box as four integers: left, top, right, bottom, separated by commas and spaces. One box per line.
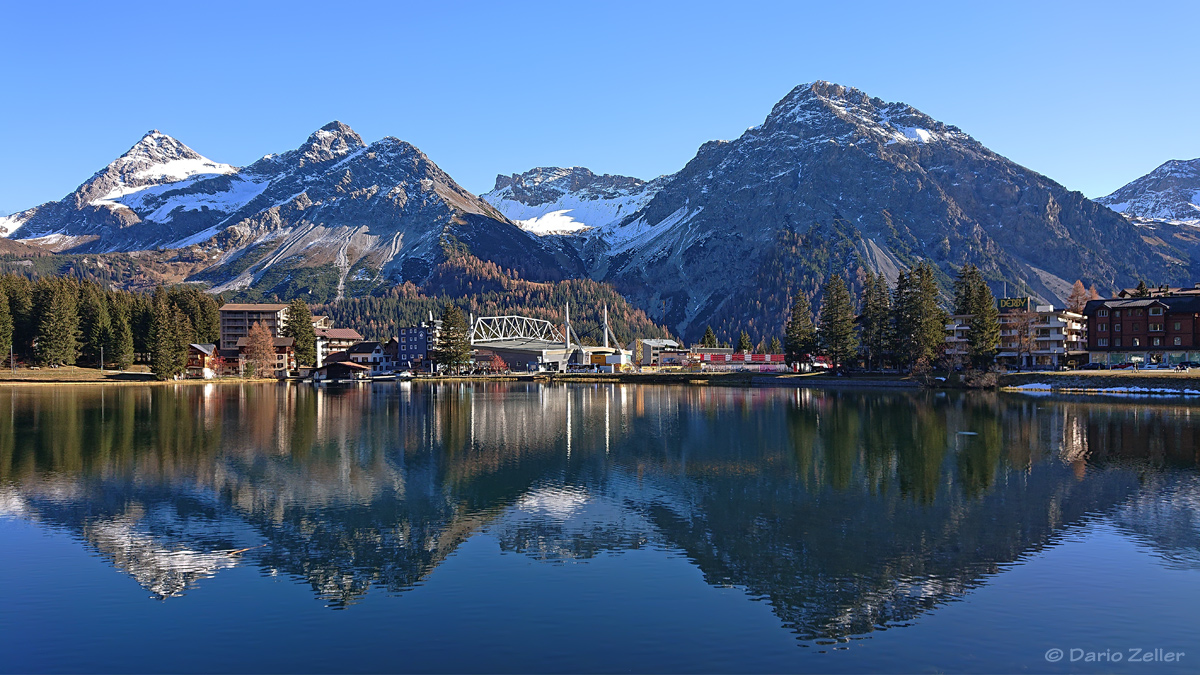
0, 382, 1196, 637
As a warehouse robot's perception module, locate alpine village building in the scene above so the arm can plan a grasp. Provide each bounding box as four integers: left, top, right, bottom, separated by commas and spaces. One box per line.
1082, 285, 1200, 366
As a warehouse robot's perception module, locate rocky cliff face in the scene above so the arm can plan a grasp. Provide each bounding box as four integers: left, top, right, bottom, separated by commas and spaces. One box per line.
1097, 158, 1200, 224
1, 123, 573, 301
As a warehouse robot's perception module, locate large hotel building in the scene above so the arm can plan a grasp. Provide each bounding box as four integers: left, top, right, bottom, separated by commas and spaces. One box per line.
1082, 289, 1200, 365
217, 303, 289, 350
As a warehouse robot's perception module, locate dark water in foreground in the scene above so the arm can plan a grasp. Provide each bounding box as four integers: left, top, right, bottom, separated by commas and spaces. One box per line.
0, 382, 1198, 674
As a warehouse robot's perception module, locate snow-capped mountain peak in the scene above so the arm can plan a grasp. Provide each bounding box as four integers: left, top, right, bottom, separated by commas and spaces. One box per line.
758, 81, 971, 149
1097, 158, 1200, 224
482, 167, 664, 235
296, 121, 365, 166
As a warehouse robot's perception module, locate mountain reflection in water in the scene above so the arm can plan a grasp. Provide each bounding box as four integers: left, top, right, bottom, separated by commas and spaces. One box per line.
0, 382, 1197, 642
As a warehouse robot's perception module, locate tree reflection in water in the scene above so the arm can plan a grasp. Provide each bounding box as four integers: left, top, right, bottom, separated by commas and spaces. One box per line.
0, 383, 1196, 639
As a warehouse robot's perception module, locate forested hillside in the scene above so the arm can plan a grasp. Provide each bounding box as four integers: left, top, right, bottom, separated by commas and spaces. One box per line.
319, 250, 672, 345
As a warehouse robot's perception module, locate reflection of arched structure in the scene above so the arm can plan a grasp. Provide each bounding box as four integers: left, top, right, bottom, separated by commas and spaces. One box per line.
1, 384, 1197, 632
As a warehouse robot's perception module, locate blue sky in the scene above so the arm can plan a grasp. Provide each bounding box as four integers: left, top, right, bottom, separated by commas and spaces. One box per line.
2, 0, 1197, 215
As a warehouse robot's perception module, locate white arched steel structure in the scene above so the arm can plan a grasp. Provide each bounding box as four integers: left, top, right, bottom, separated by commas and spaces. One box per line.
470, 315, 565, 345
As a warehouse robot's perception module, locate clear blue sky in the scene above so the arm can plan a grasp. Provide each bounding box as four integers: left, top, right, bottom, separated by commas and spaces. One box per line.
2, 0, 1197, 216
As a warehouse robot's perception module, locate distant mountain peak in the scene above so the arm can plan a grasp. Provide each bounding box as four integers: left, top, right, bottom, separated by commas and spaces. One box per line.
297, 121, 365, 165
1098, 157, 1200, 223
483, 166, 661, 235
758, 80, 968, 149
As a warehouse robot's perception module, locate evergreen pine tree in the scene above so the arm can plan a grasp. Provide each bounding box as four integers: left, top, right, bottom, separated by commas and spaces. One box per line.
818, 274, 859, 372
768, 336, 782, 354
282, 299, 317, 367
1133, 280, 1150, 297
964, 275, 1000, 369
700, 326, 718, 348
860, 272, 892, 370
172, 305, 191, 375
1, 275, 34, 356
33, 279, 79, 366
892, 269, 914, 366
893, 264, 947, 369
79, 284, 111, 366
784, 293, 818, 363
131, 293, 155, 357
109, 296, 134, 370
433, 303, 472, 372
912, 262, 949, 367
150, 290, 177, 380
0, 287, 11, 365
737, 330, 753, 353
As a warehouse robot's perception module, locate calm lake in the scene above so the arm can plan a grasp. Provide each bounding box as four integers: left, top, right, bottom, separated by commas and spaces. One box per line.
1, 382, 1198, 674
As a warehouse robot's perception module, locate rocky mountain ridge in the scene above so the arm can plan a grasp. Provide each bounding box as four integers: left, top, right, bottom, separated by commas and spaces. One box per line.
1097, 157, 1200, 224
1, 122, 572, 302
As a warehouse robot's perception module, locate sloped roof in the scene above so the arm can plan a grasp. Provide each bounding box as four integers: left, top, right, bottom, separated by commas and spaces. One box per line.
188, 343, 216, 356
348, 341, 382, 353
219, 303, 288, 312
318, 328, 364, 340
317, 361, 371, 372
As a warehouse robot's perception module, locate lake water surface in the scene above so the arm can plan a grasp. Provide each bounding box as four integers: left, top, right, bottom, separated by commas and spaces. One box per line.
1, 382, 1198, 673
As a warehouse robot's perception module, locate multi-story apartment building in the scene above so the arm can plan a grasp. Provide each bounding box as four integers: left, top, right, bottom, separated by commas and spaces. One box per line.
1082, 295, 1200, 366
315, 327, 364, 366
944, 298, 1087, 368
394, 321, 440, 371
218, 304, 288, 350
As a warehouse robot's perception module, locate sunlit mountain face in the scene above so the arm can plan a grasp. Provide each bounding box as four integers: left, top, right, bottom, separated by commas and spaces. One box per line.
0, 383, 1198, 672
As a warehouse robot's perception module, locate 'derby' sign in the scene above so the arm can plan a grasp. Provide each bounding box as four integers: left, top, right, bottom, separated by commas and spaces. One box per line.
999, 297, 1031, 313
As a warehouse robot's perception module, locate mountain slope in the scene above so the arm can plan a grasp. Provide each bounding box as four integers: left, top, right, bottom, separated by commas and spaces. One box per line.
0, 131, 241, 248
3, 123, 577, 302
518, 82, 1192, 338
1097, 158, 1200, 224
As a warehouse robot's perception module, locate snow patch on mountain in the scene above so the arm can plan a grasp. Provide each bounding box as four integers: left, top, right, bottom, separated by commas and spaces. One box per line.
487, 191, 652, 234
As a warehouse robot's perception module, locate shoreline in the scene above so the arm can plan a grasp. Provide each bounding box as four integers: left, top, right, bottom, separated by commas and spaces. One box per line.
4, 368, 1200, 399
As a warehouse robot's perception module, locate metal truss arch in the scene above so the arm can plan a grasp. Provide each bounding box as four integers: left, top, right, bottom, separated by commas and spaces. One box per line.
470, 315, 565, 344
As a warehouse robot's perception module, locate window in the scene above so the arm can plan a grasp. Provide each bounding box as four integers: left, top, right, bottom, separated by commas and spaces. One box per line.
1115, 338, 1122, 347
1152, 338, 1161, 346
1150, 323, 1163, 332
1098, 309, 1109, 317
1115, 323, 1122, 332
1116, 310, 1122, 317
1150, 307, 1163, 316
1098, 323, 1108, 332
1175, 337, 1183, 346
1133, 338, 1141, 347
1175, 322, 1182, 331
1133, 324, 1140, 331
1098, 338, 1109, 346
